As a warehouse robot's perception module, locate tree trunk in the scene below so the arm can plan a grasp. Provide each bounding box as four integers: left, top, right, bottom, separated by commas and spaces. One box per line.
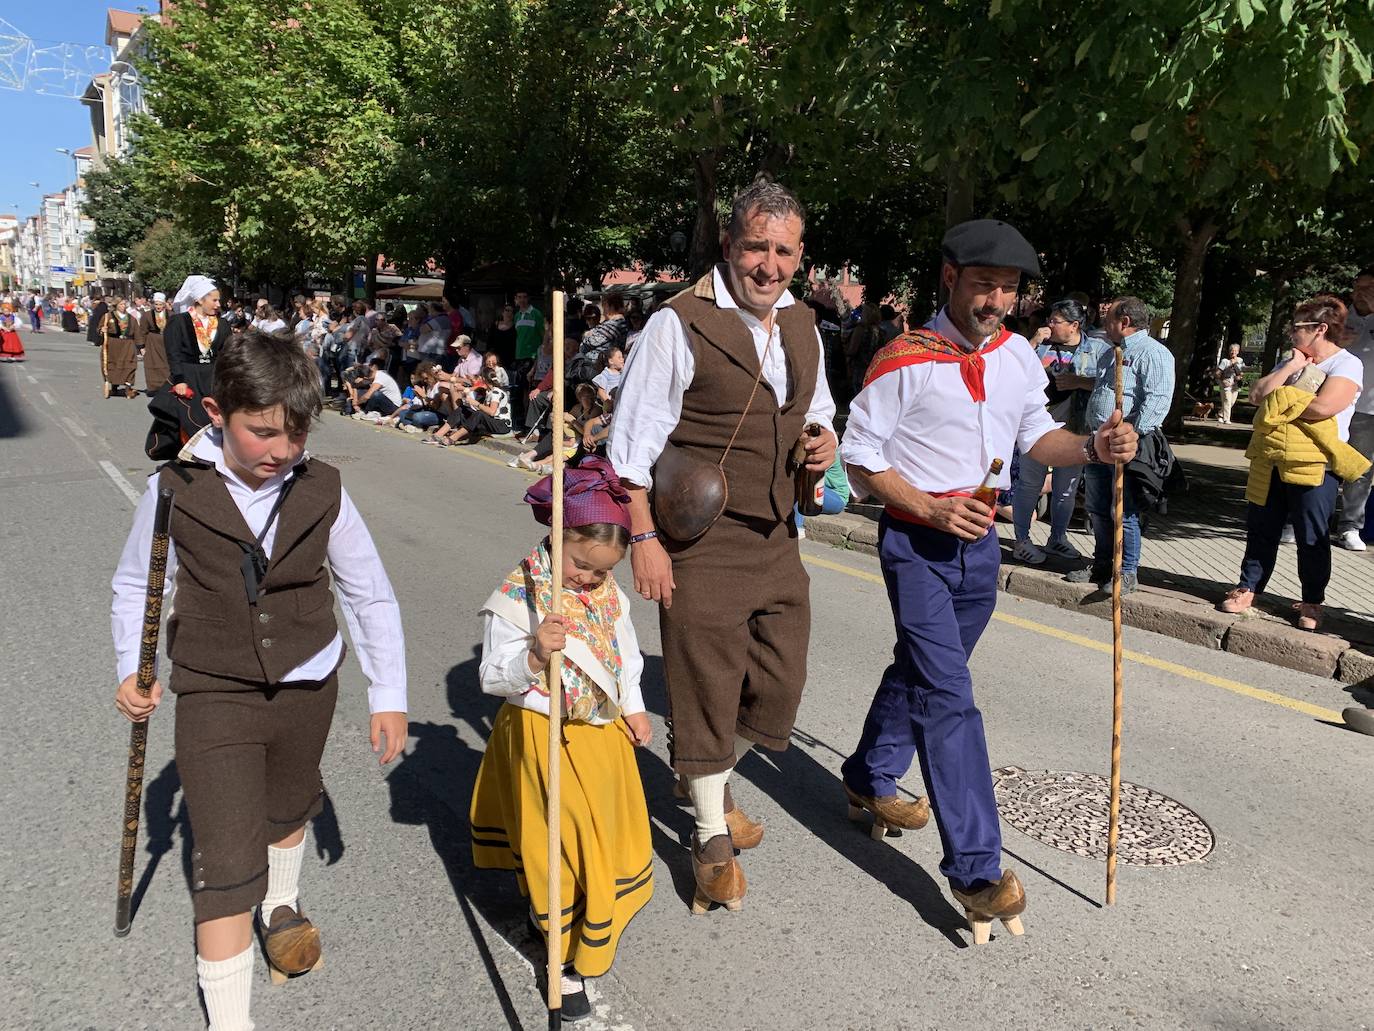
364, 253, 378, 309
944, 159, 975, 229
1262, 274, 1291, 372
1163, 215, 1219, 432
688, 146, 722, 281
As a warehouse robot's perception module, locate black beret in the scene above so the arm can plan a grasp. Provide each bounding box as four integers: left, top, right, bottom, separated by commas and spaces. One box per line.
941, 219, 1042, 278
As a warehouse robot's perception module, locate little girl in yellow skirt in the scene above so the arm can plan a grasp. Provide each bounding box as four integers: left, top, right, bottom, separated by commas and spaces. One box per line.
470, 455, 653, 1021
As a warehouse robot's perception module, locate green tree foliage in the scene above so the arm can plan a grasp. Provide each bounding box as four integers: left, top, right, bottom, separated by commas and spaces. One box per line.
134, 0, 402, 285
130, 219, 229, 294
81, 158, 168, 273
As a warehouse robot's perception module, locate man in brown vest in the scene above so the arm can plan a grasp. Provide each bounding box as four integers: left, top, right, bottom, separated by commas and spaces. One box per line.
610, 179, 837, 913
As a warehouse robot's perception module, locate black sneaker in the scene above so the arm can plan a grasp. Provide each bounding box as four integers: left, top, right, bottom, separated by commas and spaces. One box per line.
1065, 566, 1108, 586
1121, 572, 1139, 595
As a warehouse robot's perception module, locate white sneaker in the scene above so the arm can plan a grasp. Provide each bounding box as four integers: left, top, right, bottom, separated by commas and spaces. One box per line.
1012, 540, 1047, 565
1042, 537, 1081, 560
506, 457, 522, 468
1340, 529, 1367, 552
1280, 526, 1296, 544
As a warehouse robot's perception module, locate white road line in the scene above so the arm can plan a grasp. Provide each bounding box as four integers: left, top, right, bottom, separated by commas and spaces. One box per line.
26, 374, 37, 384
99, 460, 143, 507
61, 416, 88, 438
40, 390, 56, 406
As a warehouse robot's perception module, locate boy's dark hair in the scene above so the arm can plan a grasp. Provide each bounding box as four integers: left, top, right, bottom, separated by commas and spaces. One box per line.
368, 354, 387, 370
565, 523, 630, 550
211, 328, 323, 434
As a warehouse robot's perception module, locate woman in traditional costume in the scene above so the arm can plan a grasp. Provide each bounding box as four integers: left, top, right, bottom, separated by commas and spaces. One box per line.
469, 457, 654, 1022
162, 275, 231, 431
135, 291, 173, 393
101, 297, 138, 398
0, 304, 26, 361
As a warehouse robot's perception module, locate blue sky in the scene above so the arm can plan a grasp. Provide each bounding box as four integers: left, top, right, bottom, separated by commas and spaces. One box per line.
0, 1, 139, 221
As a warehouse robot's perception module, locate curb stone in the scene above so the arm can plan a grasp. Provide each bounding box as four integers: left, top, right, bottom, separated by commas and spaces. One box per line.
805, 513, 1364, 684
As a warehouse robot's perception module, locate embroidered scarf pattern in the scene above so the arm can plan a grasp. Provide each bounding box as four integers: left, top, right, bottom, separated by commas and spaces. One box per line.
862, 327, 1012, 402
193, 315, 218, 359
498, 541, 623, 722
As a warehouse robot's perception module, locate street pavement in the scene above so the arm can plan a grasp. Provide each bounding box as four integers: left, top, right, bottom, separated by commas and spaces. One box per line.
3, 330, 1373, 1030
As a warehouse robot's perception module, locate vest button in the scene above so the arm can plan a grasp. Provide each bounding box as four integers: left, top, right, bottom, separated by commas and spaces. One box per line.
261, 638, 273, 649
259, 612, 271, 623
193, 879, 206, 890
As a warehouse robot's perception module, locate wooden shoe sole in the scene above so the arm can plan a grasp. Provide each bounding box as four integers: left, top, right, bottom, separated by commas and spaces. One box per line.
264, 905, 323, 983
268, 954, 323, 986
844, 786, 930, 842
952, 871, 1027, 945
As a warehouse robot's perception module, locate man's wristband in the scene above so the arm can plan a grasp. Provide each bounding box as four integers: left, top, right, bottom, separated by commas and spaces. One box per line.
1083, 435, 1103, 464
630, 531, 658, 545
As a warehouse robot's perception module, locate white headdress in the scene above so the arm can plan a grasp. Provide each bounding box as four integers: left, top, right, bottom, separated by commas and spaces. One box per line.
172, 275, 219, 314
152, 292, 166, 303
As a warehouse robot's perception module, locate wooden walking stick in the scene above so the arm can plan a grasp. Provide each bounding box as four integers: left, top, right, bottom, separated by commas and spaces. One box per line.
546, 291, 566, 1028
114, 486, 176, 937
1106, 343, 1126, 905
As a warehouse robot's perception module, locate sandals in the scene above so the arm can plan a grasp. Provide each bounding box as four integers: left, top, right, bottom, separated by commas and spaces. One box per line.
1219, 588, 1254, 614
1294, 602, 1323, 631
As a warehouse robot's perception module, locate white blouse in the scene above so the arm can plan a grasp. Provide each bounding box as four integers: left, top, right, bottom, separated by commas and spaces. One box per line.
479, 584, 645, 725
842, 309, 1060, 495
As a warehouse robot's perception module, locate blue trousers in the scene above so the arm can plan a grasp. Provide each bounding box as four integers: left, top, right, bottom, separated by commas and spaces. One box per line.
840, 515, 1002, 889
1238, 469, 1337, 603
1084, 462, 1140, 575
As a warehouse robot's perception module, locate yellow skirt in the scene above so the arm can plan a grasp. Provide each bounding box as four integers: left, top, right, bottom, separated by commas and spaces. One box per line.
470, 703, 653, 977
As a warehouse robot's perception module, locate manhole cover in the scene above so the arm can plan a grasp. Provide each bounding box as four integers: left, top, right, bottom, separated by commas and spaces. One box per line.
993, 766, 1213, 866
312, 454, 359, 463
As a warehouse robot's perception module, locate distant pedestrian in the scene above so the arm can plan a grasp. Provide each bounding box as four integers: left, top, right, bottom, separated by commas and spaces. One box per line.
1334, 265, 1374, 550
1215, 343, 1245, 423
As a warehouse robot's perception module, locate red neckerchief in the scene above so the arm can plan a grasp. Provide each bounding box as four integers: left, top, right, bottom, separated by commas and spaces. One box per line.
862, 327, 1013, 402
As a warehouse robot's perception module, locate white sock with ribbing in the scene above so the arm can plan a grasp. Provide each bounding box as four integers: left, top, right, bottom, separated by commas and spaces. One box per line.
685, 768, 731, 842
260, 836, 305, 919
197, 946, 255, 1031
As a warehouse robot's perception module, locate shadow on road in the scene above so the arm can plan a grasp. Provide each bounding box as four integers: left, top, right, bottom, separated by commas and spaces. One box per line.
0, 377, 30, 438
635, 654, 970, 947
386, 648, 528, 1031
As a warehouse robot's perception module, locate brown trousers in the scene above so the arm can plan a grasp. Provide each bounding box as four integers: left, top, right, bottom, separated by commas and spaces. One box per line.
660, 514, 811, 775
142, 334, 171, 392
173, 668, 339, 922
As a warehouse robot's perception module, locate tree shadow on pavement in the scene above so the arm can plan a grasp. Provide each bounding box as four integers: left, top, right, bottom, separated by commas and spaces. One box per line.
385, 648, 531, 1031
635, 654, 969, 948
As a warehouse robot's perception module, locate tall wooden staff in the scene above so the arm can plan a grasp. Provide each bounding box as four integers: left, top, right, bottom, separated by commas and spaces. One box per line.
1105, 344, 1126, 905
545, 291, 566, 1027
114, 487, 176, 936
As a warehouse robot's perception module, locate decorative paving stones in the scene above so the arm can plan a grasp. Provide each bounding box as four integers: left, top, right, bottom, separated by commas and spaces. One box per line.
992, 766, 1214, 866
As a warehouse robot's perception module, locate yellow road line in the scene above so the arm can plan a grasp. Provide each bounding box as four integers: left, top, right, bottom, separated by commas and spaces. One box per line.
802, 552, 1343, 722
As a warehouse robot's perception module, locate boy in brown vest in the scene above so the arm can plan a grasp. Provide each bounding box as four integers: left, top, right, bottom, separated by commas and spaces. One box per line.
112, 330, 407, 1030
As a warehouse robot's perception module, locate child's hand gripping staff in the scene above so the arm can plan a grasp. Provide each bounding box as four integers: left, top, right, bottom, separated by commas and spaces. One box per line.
113, 487, 175, 938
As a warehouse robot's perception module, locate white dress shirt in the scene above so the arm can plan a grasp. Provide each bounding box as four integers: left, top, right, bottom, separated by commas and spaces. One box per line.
111, 429, 408, 714
478, 587, 645, 725
609, 267, 837, 489
842, 309, 1060, 496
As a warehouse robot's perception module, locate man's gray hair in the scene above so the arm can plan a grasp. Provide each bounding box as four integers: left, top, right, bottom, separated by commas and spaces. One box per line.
1113, 296, 1151, 332
727, 178, 806, 237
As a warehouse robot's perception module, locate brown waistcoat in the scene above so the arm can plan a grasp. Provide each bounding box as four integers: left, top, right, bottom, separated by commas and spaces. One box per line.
662, 267, 818, 523
158, 458, 342, 688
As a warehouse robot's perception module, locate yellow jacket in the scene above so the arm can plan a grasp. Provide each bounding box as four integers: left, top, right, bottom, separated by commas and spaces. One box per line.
1245, 385, 1371, 504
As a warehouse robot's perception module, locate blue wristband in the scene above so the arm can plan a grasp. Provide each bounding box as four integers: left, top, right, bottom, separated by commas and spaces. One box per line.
630, 531, 658, 545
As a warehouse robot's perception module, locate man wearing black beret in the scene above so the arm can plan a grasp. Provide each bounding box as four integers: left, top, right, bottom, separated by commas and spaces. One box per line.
838, 219, 1139, 943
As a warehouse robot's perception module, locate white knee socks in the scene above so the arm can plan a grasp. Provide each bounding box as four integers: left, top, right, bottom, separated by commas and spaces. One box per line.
685, 768, 730, 842
261, 836, 305, 918
197, 946, 255, 1031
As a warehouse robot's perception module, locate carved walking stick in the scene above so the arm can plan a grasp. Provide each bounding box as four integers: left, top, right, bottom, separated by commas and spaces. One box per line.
114, 487, 175, 937
1106, 344, 1126, 905
546, 292, 566, 1028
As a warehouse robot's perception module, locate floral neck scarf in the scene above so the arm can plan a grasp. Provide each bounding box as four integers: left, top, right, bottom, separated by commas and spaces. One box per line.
494, 540, 623, 723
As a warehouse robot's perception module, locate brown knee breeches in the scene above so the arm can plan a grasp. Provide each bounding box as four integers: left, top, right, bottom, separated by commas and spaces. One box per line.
173, 669, 339, 922
661, 514, 810, 775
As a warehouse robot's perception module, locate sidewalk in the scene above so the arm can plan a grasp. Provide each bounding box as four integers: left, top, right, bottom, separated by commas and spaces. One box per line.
805, 424, 1374, 683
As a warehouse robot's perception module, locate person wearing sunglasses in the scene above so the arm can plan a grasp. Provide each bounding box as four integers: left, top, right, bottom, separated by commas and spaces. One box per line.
1220, 295, 1365, 630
